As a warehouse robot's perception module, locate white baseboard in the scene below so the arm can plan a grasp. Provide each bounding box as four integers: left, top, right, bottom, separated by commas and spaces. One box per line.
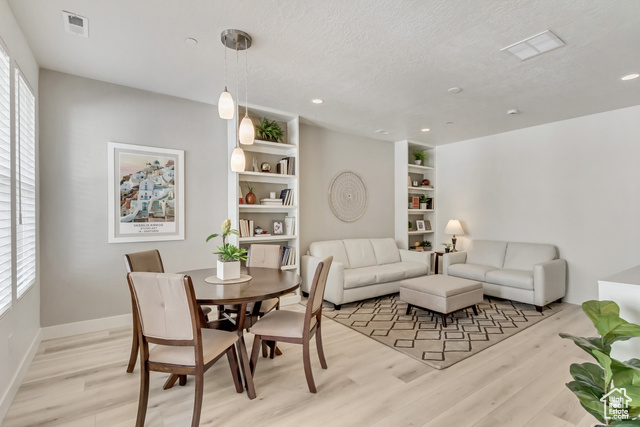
0, 328, 41, 424
41, 314, 132, 341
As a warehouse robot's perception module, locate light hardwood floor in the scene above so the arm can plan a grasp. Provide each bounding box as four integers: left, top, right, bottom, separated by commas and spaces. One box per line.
3, 302, 599, 427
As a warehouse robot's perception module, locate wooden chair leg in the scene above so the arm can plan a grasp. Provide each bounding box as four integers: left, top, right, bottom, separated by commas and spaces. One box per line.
191, 371, 204, 427
163, 374, 179, 390
315, 325, 328, 369
127, 321, 139, 373
275, 346, 283, 356
179, 375, 187, 386
250, 335, 261, 374
136, 363, 150, 427
226, 346, 244, 393
269, 341, 277, 359
302, 340, 317, 393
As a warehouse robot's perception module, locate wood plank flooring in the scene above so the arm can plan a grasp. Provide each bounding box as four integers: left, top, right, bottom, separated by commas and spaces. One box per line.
3, 303, 599, 427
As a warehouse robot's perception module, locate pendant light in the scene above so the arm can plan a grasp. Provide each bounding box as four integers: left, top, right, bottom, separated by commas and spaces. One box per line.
230, 41, 245, 172
217, 34, 234, 119
238, 37, 255, 145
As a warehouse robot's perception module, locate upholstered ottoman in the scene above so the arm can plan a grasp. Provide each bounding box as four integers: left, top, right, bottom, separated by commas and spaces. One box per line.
400, 275, 483, 327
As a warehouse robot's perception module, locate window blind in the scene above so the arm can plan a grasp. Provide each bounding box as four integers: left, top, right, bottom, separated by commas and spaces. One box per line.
0, 46, 10, 315
16, 70, 35, 298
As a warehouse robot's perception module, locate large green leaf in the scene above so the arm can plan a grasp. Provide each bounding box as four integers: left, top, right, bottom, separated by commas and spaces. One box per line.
610, 419, 640, 426
560, 333, 612, 358
567, 381, 606, 423
570, 362, 605, 393
612, 359, 640, 389
594, 350, 613, 388
583, 300, 620, 325
595, 315, 640, 345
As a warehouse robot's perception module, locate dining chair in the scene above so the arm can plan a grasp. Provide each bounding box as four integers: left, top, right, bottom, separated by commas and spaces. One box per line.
127, 272, 243, 427
124, 250, 212, 373
249, 256, 333, 393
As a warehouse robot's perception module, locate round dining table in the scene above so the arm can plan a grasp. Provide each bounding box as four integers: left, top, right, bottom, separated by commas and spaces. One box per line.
179, 266, 301, 400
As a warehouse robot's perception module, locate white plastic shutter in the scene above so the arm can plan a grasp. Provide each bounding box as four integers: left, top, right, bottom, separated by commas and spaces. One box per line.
0, 46, 10, 313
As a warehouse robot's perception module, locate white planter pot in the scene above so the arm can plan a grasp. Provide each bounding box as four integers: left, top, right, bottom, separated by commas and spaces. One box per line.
420, 203, 427, 210
217, 260, 240, 280
414, 160, 422, 165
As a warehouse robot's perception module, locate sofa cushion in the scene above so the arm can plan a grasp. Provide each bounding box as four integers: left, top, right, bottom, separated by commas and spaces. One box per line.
370, 238, 401, 265
448, 263, 498, 282
370, 264, 406, 283
485, 269, 534, 290
343, 239, 377, 269
503, 243, 557, 272
466, 240, 508, 269
397, 262, 429, 279
310, 240, 350, 268
343, 268, 377, 289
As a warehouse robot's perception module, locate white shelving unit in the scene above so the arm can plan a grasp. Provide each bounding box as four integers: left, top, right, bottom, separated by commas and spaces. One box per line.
394, 140, 436, 251
228, 105, 300, 305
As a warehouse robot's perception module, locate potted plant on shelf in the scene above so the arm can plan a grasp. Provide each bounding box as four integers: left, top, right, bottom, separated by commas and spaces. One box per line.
442, 243, 452, 253
422, 241, 432, 251
412, 150, 427, 165
560, 300, 640, 426
255, 117, 284, 143
408, 221, 413, 231
243, 181, 256, 204
206, 219, 248, 281
419, 195, 428, 210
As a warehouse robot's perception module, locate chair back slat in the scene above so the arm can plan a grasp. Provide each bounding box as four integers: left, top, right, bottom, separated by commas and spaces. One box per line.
308, 256, 333, 316
128, 272, 194, 341
124, 250, 164, 273
247, 244, 282, 269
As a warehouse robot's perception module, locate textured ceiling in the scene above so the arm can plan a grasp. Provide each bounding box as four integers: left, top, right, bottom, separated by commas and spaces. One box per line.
7, 0, 640, 145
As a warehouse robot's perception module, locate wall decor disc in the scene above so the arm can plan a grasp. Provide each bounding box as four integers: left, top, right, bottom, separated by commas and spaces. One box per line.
328, 171, 368, 222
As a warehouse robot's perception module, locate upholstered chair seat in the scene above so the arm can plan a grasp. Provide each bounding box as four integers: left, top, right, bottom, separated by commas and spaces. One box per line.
149, 329, 239, 366
250, 311, 317, 339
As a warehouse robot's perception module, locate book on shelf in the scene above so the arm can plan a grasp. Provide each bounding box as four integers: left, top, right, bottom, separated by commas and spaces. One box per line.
238, 219, 254, 237
412, 197, 419, 209
276, 157, 295, 175
279, 188, 294, 206
260, 198, 283, 205
284, 216, 295, 235
281, 246, 296, 267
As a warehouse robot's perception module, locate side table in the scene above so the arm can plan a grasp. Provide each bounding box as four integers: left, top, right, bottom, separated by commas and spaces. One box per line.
434, 251, 445, 274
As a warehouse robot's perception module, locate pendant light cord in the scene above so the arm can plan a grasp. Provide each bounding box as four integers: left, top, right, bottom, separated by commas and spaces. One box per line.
223, 35, 228, 90
236, 46, 240, 144
244, 38, 249, 118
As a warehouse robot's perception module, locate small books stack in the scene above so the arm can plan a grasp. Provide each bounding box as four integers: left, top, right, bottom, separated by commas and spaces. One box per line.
281, 246, 296, 267
260, 198, 283, 205
238, 219, 254, 237
276, 157, 295, 175
279, 189, 294, 205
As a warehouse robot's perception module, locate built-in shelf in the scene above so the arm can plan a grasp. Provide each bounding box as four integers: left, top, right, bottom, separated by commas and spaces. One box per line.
239, 205, 298, 213
240, 139, 298, 156
239, 234, 298, 243
281, 265, 298, 271
408, 164, 434, 173
408, 209, 435, 214
239, 171, 297, 184
408, 186, 435, 192
408, 230, 435, 235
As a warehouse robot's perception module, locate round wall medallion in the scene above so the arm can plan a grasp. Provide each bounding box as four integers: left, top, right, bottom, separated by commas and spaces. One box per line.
328, 171, 368, 222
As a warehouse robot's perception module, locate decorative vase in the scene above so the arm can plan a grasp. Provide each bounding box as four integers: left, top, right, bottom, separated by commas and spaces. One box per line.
414, 160, 422, 165
217, 260, 240, 280
420, 203, 427, 210
424, 246, 432, 251
444, 248, 450, 253
245, 191, 256, 204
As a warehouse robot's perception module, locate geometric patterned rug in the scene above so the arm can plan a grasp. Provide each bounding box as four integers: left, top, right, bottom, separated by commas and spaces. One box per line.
321, 293, 561, 369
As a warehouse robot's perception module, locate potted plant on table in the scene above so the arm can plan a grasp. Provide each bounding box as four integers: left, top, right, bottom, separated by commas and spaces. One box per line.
442, 243, 452, 253
255, 117, 284, 143
206, 219, 248, 281
412, 150, 427, 165
560, 300, 640, 426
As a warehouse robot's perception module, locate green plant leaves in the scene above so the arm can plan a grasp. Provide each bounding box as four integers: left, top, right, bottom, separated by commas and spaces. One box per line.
570, 362, 605, 394
213, 243, 248, 261
559, 333, 611, 359
566, 380, 606, 423
205, 233, 219, 242
255, 118, 284, 142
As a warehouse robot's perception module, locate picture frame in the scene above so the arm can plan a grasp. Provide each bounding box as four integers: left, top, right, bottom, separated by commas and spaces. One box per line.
273, 220, 284, 235
416, 220, 425, 231
107, 142, 185, 243
425, 220, 432, 231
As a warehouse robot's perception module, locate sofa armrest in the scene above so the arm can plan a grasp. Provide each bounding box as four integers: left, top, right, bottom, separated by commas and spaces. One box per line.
399, 249, 431, 275
533, 259, 567, 306
301, 255, 345, 305
442, 251, 467, 275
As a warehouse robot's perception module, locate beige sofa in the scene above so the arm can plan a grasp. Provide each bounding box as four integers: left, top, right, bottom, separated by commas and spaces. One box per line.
442, 240, 566, 311
301, 238, 431, 309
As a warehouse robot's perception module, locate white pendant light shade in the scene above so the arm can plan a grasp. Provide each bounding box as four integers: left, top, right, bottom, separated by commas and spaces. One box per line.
218, 89, 234, 119
239, 115, 255, 145
230, 147, 246, 172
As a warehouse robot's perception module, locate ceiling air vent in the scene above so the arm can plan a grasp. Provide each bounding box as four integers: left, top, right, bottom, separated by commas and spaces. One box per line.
501, 30, 564, 61
62, 11, 89, 38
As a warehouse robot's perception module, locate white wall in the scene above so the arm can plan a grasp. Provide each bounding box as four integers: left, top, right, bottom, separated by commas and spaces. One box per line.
436, 104, 640, 304
38, 70, 228, 327
299, 124, 394, 254
0, 0, 40, 420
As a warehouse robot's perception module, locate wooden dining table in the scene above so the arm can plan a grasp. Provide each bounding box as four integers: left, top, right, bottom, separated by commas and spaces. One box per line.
179, 266, 301, 400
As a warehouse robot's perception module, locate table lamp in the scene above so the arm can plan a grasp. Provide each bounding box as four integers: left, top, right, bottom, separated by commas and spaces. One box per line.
444, 219, 464, 252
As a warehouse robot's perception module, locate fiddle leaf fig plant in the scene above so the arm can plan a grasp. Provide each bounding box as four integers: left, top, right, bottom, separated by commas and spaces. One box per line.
560, 300, 640, 425
206, 219, 247, 262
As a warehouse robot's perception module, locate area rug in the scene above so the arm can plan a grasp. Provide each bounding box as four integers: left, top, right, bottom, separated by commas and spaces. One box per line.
319, 294, 561, 369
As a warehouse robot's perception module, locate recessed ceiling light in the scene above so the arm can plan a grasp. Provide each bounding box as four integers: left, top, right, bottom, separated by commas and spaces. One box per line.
446, 121, 454, 125
507, 109, 519, 115
448, 87, 462, 94
311, 98, 324, 104
185, 37, 198, 45
374, 129, 390, 135
621, 73, 639, 81
421, 128, 430, 132
501, 30, 565, 61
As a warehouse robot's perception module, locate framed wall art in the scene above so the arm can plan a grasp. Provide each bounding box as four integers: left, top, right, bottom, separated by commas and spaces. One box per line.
107, 142, 185, 243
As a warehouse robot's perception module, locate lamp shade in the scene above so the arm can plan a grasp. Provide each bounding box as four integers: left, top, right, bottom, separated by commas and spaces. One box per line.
230, 147, 246, 172
239, 115, 255, 145
218, 89, 234, 119
444, 219, 464, 235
